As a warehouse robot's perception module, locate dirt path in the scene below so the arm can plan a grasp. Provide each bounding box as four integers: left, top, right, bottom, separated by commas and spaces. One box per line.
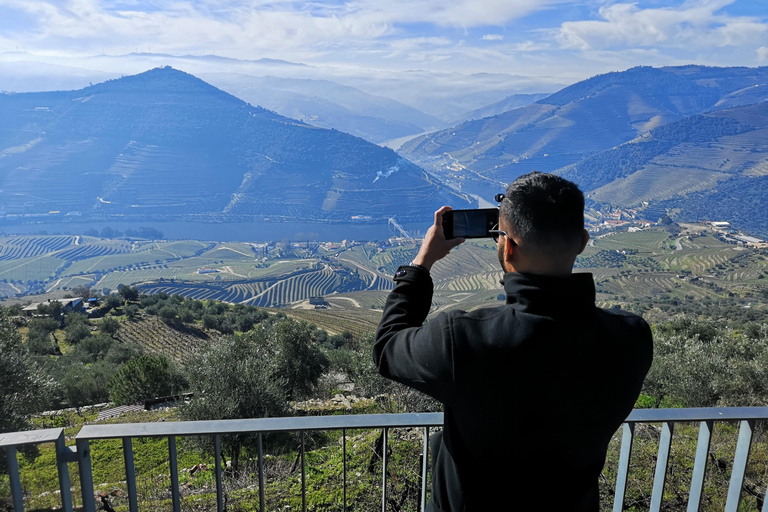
223, 266, 248, 278
328, 296, 361, 308
338, 258, 385, 290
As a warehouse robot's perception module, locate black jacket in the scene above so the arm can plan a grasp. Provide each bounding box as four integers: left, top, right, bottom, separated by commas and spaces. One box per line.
374, 267, 653, 511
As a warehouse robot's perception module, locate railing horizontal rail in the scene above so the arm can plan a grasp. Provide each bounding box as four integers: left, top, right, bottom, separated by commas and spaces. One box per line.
76, 412, 445, 439
626, 406, 768, 422
0, 427, 65, 447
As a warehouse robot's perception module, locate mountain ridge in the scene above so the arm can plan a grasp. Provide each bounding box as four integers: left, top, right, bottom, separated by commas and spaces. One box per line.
0, 67, 472, 228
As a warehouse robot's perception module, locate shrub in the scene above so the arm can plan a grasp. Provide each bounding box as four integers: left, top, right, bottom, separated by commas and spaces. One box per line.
101, 317, 120, 335
107, 355, 187, 405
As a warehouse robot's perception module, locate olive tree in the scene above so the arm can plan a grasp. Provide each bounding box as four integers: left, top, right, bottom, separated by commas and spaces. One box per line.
107, 355, 187, 405
644, 319, 768, 407
0, 307, 54, 432
180, 318, 330, 474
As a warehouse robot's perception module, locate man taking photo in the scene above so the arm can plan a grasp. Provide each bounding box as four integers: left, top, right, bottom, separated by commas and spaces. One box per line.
374, 172, 653, 511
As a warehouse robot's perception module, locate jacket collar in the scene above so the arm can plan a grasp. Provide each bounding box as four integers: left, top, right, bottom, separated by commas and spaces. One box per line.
501, 271, 596, 316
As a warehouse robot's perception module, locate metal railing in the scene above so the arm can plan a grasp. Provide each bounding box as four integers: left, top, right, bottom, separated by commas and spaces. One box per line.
3, 407, 768, 512
0, 428, 76, 512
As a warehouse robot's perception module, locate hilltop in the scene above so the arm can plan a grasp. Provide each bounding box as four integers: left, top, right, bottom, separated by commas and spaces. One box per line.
0, 67, 472, 228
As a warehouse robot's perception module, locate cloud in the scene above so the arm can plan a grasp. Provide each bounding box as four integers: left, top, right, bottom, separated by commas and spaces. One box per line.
759, 46, 768, 63
0, 0, 394, 57
348, 0, 564, 28
555, 0, 768, 51
1, 0, 766, 83
0, 0, 567, 57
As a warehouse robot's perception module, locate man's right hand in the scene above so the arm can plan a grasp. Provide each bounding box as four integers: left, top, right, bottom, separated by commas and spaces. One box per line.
411, 206, 465, 271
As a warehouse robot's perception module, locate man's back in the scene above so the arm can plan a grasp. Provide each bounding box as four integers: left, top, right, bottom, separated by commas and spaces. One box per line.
374, 270, 652, 511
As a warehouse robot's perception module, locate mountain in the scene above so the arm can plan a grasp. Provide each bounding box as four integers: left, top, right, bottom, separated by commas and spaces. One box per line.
398, 66, 768, 201
0, 67, 472, 227
451, 93, 551, 124
201, 73, 445, 144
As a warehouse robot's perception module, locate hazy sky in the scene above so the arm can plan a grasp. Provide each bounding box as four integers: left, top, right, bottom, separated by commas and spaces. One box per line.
0, 0, 766, 81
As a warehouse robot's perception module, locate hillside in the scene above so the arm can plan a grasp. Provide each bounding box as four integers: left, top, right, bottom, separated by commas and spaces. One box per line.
563, 101, 768, 237
398, 65, 768, 202
450, 93, 550, 124
0, 67, 472, 226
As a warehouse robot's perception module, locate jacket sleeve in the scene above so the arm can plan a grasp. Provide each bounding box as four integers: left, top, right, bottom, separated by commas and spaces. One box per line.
373, 265, 455, 403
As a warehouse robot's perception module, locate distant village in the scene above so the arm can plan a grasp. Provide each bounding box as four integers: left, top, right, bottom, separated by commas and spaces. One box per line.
585, 207, 767, 248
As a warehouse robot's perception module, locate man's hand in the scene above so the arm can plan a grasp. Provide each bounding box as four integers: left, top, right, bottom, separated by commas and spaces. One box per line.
411, 206, 465, 271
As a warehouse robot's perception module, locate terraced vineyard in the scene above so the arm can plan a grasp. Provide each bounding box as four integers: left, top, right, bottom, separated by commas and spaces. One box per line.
0, 235, 75, 260
115, 314, 216, 362
55, 240, 133, 261
1, 226, 765, 323
283, 307, 382, 337
0, 255, 64, 283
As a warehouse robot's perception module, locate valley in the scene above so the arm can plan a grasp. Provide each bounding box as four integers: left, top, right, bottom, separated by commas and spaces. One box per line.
2, 222, 766, 336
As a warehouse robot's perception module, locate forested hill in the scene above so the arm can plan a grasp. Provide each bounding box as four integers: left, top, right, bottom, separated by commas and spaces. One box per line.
0, 67, 472, 224
568, 101, 768, 238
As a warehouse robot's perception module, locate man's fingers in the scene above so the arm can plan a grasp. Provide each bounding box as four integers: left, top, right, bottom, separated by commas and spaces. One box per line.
448, 237, 465, 249
434, 206, 452, 227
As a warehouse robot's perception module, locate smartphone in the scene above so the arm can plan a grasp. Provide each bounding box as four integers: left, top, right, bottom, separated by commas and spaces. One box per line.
442, 208, 499, 239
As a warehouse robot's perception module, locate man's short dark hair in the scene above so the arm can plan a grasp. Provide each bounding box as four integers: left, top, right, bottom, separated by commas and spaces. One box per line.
500, 172, 584, 248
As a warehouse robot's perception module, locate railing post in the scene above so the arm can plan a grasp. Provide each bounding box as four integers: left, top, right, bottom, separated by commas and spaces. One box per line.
342, 428, 347, 512
77, 438, 96, 512
54, 433, 73, 512
382, 428, 388, 512
214, 435, 224, 512
168, 435, 181, 512
4, 445, 24, 512
301, 431, 306, 512
650, 422, 674, 512
420, 427, 430, 512
613, 422, 635, 512
122, 438, 138, 512
687, 420, 713, 512
258, 433, 265, 512
725, 420, 755, 512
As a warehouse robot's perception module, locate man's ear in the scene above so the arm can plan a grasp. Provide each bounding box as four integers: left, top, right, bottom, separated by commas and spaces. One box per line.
504, 233, 516, 263
577, 229, 590, 255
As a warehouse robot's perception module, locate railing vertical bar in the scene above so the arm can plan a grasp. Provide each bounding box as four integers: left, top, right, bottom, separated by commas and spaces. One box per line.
122, 438, 138, 512
420, 427, 430, 512
763, 481, 768, 512
301, 431, 307, 512
168, 436, 181, 512
214, 435, 224, 512
258, 433, 265, 512
687, 421, 713, 512
77, 438, 96, 512
55, 433, 73, 512
613, 422, 635, 512
382, 428, 388, 512
343, 428, 347, 512
725, 420, 754, 512
5, 446, 24, 512
650, 422, 674, 512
